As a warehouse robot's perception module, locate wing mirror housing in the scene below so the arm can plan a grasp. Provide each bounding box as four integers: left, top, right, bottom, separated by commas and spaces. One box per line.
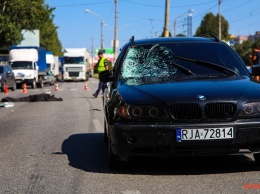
252, 64, 260, 76
99, 70, 114, 82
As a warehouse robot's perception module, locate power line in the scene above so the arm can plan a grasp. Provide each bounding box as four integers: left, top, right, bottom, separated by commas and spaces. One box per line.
47, 1, 112, 8
121, 0, 216, 8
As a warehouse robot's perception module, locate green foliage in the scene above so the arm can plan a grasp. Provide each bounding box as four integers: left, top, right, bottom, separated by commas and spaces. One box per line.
160, 31, 172, 37
195, 12, 230, 40
234, 40, 254, 66
176, 34, 186, 37
0, 0, 62, 55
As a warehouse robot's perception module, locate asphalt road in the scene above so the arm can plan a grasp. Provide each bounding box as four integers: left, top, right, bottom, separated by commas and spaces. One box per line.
0, 78, 259, 194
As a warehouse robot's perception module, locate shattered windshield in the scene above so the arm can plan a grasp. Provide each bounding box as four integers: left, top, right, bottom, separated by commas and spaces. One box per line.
120, 42, 247, 85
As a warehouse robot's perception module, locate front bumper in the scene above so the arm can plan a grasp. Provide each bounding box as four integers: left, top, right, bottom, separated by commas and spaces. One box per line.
110, 120, 260, 161
15, 78, 34, 84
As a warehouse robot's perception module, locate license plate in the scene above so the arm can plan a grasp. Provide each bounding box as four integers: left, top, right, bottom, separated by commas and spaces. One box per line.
176, 127, 234, 141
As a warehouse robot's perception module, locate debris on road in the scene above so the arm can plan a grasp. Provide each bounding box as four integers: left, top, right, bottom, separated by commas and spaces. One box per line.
1, 93, 63, 102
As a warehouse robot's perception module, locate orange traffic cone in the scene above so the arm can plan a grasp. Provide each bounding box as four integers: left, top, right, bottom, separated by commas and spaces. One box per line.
22, 83, 28, 94
4, 85, 8, 95
84, 82, 88, 90
55, 83, 59, 91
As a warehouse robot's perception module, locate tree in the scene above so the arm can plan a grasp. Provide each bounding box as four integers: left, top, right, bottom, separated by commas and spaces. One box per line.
0, 0, 62, 55
176, 34, 186, 37
235, 40, 254, 66
234, 38, 260, 66
195, 12, 230, 40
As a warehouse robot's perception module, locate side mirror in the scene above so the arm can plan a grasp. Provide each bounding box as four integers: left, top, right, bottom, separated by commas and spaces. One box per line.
99, 70, 114, 82
252, 64, 260, 76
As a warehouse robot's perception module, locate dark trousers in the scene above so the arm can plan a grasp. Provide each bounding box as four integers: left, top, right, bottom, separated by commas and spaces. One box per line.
94, 81, 104, 96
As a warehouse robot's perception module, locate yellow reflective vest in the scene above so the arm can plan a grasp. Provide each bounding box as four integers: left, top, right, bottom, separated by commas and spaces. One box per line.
97, 57, 107, 73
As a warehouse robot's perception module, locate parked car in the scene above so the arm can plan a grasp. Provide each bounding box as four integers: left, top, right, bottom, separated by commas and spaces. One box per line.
43, 70, 55, 85
101, 34, 260, 168
0, 64, 16, 92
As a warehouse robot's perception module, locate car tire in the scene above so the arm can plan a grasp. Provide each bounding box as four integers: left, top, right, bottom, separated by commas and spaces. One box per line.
1, 81, 6, 92
39, 80, 44, 88
253, 153, 260, 165
108, 137, 118, 169
104, 118, 108, 142
11, 81, 16, 91
32, 80, 37, 89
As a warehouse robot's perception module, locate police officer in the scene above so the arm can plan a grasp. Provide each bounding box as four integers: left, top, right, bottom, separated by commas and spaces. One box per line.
89, 50, 109, 98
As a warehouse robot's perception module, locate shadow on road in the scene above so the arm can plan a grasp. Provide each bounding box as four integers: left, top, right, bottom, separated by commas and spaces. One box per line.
59, 133, 260, 175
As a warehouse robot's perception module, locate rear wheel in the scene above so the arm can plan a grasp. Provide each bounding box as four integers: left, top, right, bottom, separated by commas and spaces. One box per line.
38, 79, 44, 88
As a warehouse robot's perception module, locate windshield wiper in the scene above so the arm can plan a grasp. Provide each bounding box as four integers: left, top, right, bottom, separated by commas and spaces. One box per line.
168, 61, 196, 76
174, 55, 239, 76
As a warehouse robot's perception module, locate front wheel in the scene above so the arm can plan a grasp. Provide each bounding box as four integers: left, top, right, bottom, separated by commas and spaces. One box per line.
32, 80, 37, 89
11, 81, 16, 91
104, 118, 108, 142
108, 137, 117, 169
253, 153, 260, 165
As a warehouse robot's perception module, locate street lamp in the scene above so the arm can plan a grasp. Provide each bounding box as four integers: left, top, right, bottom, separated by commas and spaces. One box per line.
85, 9, 104, 50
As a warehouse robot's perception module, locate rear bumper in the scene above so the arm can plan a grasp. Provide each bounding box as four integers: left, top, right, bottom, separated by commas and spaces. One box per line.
109, 121, 260, 161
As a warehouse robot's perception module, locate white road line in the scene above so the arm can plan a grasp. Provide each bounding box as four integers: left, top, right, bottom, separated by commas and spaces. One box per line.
92, 119, 103, 132
121, 191, 141, 194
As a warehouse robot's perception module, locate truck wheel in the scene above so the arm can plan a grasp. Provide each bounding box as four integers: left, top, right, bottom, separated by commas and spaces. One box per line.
32, 80, 36, 89
11, 81, 16, 91
39, 80, 44, 88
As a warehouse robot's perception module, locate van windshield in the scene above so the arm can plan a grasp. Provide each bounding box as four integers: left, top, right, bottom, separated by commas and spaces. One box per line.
10, 61, 33, 70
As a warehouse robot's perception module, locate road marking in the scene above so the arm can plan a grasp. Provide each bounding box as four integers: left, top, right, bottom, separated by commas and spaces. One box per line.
121, 191, 141, 194
92, 119, 103, 132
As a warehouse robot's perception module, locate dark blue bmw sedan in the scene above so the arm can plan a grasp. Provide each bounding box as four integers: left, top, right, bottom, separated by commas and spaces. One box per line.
101, 34, 260, 168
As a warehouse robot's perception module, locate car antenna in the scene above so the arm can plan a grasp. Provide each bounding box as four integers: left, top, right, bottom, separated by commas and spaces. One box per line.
130, 36, 135, 46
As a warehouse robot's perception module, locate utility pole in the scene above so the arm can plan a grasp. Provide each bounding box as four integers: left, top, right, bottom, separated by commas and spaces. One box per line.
92, 37, 94, 66
218, 0, 222, 40
162, 0, 170, 37
113, 0, 118, 63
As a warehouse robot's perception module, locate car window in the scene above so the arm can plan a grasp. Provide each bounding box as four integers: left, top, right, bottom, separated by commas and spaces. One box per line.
0, 66, 3, 73
120, 42, 247, 84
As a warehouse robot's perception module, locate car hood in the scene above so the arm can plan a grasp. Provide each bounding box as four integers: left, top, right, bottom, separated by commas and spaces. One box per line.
117, 76, 260, 106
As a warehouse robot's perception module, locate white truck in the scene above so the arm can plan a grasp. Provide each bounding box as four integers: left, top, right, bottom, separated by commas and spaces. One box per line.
46, 52, 59, 78
63, 48, 90, 81
9, 46, 47, 88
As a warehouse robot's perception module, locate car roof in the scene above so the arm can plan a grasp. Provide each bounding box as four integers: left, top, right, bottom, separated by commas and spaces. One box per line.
124, 35, 222, 47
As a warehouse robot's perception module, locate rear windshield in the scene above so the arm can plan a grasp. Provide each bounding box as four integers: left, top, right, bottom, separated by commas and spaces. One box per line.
120, 42, 247, 83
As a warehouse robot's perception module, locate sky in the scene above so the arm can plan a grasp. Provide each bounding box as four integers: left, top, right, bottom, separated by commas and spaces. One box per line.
45, 0, 260, 53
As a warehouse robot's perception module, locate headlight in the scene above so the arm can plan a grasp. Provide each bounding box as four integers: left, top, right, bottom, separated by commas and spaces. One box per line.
238, 102, 260, 117
115, 105, 163, 120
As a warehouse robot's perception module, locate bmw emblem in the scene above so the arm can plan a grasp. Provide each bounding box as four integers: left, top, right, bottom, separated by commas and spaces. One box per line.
197, 95, 206, 101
